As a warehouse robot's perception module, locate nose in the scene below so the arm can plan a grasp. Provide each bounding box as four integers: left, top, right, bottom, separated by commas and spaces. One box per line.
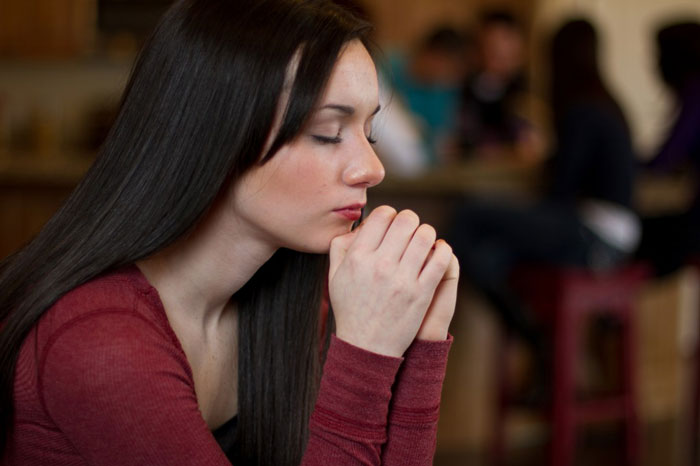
342, 138, 385, 188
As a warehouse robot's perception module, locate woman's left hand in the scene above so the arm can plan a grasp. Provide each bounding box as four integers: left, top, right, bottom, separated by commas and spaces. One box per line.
416, 247, 459, 341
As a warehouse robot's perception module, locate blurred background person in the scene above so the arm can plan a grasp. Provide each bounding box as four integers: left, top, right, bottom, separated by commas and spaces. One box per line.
456, 9, 543, 161
449, 18, 639, 395
374, 25, 471, 176
636, 21, 700, 277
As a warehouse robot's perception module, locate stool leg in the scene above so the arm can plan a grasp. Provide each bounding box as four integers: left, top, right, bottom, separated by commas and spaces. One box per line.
621, 310, 639, 466
688, 354, 700, 466
550, 305, 577, 466
689, 337, 700, 466
491, 331, 511, 466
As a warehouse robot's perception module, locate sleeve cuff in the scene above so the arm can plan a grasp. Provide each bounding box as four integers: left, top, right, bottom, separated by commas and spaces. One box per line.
389, 334, 453, 414
403, 333, 453, 371
312, 335, 404, 430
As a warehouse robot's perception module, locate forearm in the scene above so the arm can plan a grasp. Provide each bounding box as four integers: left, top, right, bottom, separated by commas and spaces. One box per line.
302, 335, 402, 465
381, 336, 453, 466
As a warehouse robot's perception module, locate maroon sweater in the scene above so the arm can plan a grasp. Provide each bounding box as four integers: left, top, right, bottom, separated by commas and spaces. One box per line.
5, 265, 451, 465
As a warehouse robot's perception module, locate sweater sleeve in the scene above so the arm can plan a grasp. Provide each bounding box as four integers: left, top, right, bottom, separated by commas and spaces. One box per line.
41, 311, 419, 466
39, 309, 231, 466
380, 336, 453, 466
302, 334, 403, 465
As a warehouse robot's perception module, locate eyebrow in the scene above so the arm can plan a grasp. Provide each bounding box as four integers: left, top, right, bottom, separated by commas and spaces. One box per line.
319, 104, 381, 116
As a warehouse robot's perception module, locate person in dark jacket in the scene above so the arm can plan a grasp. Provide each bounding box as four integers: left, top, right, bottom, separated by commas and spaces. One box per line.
450, 18, 639, 360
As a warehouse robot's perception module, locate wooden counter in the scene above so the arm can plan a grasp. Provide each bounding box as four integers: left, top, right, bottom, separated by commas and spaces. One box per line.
375, 158, 695, 214
370, 158, 695, 236
0, 153, 93, 187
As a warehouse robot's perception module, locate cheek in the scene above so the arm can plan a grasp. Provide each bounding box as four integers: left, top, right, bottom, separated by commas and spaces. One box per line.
276, 154, 334, 202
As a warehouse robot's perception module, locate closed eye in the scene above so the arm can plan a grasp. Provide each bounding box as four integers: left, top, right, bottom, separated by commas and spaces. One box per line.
312, 135, 342, 144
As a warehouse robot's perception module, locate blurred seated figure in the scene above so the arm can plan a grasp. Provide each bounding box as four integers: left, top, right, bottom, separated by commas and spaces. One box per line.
374, 26, 470, 176
456, 10, 543, 161
636, 21, 700, 276
449, 19, 640, 379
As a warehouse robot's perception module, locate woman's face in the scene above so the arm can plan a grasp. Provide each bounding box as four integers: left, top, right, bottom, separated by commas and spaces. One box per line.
230, 40, 385, 253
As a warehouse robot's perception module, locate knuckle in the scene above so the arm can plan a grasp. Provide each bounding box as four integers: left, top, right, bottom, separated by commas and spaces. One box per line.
395, 210, 420, 229
434, 253, 451, 270
387, 278, 407, 299
414, 224, 437, 245
373, 205, 397, 219
400, 209, 420, 223
374, 257, 394, 275
394, 274, 411, 291
442, 242, 453, 256
391, 270, 416, 293
430, 247, 452, 270
435, 239, 452, 255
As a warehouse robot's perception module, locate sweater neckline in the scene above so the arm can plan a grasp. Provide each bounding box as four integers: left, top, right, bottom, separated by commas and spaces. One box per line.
117, 263, 242, 434
118, 264, 197, 387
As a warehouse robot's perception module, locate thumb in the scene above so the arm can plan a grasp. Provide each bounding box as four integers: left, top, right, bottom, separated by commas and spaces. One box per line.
329, 229, 357, 280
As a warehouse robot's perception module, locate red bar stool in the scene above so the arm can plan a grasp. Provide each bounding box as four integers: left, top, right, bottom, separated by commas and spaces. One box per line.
492, 263, 649, 466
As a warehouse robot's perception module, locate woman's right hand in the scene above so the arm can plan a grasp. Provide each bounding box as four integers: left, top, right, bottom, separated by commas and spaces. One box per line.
328, 206, 455, 358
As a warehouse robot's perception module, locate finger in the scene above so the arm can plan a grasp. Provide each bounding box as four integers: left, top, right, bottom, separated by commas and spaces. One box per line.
376, 209, 420, 262
418, 240, 454, 289
399, 223, 437, 277
349, 205, 397, 252
329, 230, 357, 279
444, 253, 460, 281
417, 256, 459, 341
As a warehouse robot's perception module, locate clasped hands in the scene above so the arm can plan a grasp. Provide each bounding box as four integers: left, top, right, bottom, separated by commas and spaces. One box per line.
329, 206, 459, 358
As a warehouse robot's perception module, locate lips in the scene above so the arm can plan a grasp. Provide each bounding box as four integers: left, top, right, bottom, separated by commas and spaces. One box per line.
333, 203, 364, 221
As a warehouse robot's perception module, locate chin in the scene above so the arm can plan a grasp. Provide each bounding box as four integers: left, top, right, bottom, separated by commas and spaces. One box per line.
277, 215, 355, 253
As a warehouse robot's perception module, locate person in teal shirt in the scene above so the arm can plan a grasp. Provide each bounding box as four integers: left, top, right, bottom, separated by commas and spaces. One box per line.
381, 26, 470, 167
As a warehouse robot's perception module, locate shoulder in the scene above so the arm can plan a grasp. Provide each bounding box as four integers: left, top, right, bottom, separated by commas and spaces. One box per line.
26, 271, 211, 464
25, 265, 183, 373
38, 265, 167, 336
34, 265, 193, 403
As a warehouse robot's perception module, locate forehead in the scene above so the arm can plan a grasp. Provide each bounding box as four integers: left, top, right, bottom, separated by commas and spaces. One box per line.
318, 40, 379, 109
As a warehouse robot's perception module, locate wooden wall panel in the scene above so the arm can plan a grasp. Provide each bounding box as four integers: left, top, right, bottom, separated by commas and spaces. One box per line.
0, 0, 95, 58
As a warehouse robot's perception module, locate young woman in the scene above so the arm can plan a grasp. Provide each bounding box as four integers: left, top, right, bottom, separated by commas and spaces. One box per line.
0, 1, 459, 465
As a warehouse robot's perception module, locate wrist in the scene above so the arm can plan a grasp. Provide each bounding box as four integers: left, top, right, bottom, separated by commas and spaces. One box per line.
416, 324, 449, 341
334, 330, 407, 358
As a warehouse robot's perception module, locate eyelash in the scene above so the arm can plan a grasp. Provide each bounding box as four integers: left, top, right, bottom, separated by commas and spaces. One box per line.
312, 135, 342, 145
311, 134, 378, 145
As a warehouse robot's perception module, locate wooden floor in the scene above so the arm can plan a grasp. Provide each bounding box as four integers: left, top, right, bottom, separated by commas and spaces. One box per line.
435, 419, 684, 466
